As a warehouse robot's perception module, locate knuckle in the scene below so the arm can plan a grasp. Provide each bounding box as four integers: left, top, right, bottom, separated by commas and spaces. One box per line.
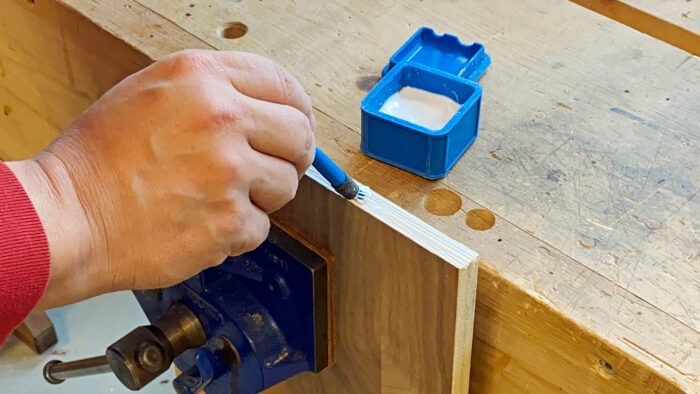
204, 253, 228, 269
161, 49, 211, 76
290, 111, 315, 167
271, 63, 295, 100
217, 150, 247, 183
230, 215, 269, 254
204, 95, 246, 125
283, 173, 299, 202
191, 92, 248, 130
301, 122, 316, 167
213, 100, 246, 127
229, 52, 268, 79
222, 212, 247, 241
231, 214, 247, 237
247, 54, 295, 99
240, 52, 270, 71
247, 217, 270, 250
137, 81, 170, 102
268, 167, 299, 212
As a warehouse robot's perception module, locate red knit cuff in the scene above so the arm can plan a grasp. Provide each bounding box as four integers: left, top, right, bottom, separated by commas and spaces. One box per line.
0, 161, 51, 344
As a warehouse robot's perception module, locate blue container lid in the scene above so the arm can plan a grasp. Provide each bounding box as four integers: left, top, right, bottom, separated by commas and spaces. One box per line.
382, 27, 491, 82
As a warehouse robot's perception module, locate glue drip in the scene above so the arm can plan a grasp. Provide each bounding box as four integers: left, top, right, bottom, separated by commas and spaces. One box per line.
379, 86, 461, 131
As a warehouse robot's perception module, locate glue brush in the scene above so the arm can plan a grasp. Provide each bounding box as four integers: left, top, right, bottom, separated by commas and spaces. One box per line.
312, 147, 368, 201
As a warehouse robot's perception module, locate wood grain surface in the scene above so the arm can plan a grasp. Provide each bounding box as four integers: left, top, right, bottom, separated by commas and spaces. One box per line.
572, 0, 700, 55
1, 0, 698, 392
267, 168, 478, 393
0, 1, 478, 392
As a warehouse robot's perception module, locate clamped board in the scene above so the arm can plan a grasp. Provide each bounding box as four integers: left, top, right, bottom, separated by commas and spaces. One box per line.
43, 225, 331, 394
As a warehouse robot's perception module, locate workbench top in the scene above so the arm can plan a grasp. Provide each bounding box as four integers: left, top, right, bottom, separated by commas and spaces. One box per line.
1, 0, 698, 391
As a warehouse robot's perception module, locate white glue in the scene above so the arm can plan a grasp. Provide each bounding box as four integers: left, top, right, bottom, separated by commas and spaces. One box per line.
379, 86, 460, 131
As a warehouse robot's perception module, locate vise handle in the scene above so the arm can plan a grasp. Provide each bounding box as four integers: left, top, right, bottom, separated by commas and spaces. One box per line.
43, 303, 205, 390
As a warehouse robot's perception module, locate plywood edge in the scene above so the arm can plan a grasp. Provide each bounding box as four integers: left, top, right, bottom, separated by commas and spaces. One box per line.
451, 260, 479, 393
306, 168, 479, 271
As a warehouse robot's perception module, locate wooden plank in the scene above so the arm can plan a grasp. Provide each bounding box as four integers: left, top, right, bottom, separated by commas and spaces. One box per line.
571, 0, 700, 55
75, 0, 698, 391
618, 0, 700, 35
1, 1, 478, 392
1, 0, 697, 392
12, 310, 57, 354
0, 0, 148, 160
269, 168, 478, 392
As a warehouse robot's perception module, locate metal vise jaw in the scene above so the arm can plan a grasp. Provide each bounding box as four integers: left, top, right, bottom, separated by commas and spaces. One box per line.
44, 225, 331, 394
136, 225, 331, 393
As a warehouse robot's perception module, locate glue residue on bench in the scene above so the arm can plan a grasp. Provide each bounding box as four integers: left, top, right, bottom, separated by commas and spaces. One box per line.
379, 86, 461, 131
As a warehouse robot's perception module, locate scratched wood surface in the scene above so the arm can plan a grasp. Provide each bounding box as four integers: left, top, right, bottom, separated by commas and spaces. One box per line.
1, 0, 698, 392
126, 0, 700, 333
102, 0, 699, 390
0, 1, 479, 392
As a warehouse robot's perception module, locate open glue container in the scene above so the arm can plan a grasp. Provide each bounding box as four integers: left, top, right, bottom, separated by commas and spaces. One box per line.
360, 27, 491, 179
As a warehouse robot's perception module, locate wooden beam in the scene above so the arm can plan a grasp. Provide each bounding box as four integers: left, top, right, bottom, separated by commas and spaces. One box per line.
571, 0, 700, 55
13, 310, 57, 354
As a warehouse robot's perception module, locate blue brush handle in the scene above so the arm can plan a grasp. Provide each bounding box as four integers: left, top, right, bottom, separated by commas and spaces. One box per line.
312, 147, 347, 188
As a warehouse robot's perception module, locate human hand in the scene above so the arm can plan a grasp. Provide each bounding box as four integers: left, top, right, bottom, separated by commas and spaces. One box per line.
8, 50, 315, 308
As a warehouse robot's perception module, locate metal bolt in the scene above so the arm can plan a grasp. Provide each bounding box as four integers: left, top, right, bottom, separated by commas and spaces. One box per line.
137, 343, 164, 372
211, 336, 240, 367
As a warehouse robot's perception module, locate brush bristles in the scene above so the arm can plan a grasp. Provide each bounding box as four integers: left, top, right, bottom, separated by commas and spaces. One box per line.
353, 185, 371, 202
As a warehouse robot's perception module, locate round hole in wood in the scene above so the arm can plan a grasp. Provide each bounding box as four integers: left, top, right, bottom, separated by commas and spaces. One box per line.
465, 209, 496, 231
219, 22, 248, 39
424, 189, 462, 216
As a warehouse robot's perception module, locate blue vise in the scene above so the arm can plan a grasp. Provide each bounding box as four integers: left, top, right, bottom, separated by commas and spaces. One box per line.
43, 225, 331, 394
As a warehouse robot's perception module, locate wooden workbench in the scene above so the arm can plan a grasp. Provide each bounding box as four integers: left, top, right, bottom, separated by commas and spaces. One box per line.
1, 0, 699, 392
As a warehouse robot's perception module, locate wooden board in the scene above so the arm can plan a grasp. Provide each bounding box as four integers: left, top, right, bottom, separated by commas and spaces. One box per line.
12, 310, 57, 354
1, 0, 698, 392
571, 0, 700, 55
0, 1, 478, 392
609, 0, 700, 36
268, 168, 478, 392
0, 0, 148, 159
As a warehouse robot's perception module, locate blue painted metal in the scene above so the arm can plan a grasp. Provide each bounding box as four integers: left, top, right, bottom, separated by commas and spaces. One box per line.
134, 226, 328, 394
313, 147, 347, 188
361, 27, 491, 179
312, 147, 361, 200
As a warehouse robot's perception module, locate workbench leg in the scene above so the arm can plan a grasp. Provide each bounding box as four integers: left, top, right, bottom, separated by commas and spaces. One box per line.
13, 310, 57, 354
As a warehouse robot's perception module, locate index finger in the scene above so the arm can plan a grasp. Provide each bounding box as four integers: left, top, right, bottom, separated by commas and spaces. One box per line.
211, 51, 316, 129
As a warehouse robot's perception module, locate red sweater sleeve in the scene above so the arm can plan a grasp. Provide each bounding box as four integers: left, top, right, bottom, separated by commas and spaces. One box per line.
0, 161, 50, 344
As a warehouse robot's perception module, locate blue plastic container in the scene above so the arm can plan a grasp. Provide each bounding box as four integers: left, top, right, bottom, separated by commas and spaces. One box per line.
361, 27, 491, 179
